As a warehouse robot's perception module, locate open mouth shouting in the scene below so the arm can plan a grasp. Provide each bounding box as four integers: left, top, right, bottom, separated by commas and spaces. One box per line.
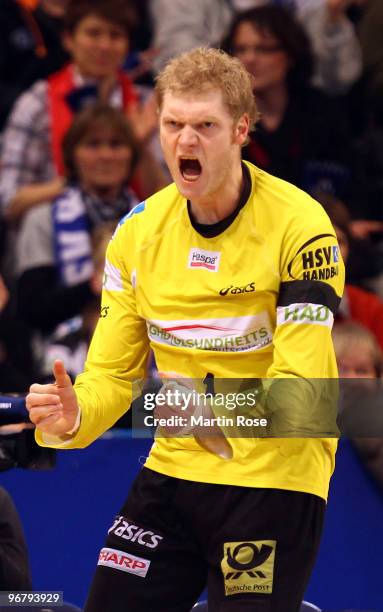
179, 157, 202, 182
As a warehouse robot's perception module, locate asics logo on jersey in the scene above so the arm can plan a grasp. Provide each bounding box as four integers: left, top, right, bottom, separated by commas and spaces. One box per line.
219, 282, 255, 296
108, 515, 163, 549
101, 306, 109, 318
188, 248, 221, 272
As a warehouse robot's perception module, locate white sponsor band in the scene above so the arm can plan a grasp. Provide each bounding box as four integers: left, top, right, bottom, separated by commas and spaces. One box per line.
277, 303, 333, 328
147, 314, 273, 353
103, 258, 123, 292
98, 547, 150, 577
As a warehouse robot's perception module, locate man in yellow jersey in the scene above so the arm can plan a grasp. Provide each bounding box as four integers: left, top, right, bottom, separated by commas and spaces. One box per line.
26, 48, 344, 611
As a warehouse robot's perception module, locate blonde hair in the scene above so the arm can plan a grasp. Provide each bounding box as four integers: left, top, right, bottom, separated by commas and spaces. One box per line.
333, 322, 383, 377
155, 47, 259, 131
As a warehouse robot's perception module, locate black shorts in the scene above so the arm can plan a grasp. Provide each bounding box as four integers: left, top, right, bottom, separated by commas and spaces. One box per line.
84, 468, 325, 612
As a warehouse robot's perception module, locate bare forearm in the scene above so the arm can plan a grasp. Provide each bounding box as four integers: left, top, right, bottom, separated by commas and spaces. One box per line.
5, 178, 65, 221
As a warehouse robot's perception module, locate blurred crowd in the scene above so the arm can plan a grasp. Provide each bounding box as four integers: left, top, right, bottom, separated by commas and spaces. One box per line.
1, 0, 383, 593
0, 0, 382, 389
0, 0, 381, 394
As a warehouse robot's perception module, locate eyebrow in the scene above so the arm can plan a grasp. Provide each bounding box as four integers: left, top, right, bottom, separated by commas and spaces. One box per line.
161, 112, 219, 123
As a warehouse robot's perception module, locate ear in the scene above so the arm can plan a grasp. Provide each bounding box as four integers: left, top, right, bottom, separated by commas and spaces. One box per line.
233, 114, 250, 146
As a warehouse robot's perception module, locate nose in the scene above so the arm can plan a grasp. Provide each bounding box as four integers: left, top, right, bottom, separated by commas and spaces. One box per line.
178, 125, 198, 148
97, 34, 114, 51
97, 144, 115, 159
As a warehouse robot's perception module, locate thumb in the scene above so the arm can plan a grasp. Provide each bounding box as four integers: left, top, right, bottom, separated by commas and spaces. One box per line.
53, 360, 71, 388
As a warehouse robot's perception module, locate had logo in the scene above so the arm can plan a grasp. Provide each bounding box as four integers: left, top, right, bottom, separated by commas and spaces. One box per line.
188, 248, 221, 272
277, 303, 333, 328
221, 540, 276, 596
219, 282, 255, 296
98, 547, 150, 577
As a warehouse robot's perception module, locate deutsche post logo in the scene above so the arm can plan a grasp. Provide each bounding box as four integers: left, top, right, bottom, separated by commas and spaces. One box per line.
221, 540, 276, 596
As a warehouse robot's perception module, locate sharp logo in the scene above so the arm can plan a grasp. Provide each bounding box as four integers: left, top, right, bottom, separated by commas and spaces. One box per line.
221, 540, 276, 596
98, 547, 150, 577
219, 282, 255, 296
188, 248, 221, 272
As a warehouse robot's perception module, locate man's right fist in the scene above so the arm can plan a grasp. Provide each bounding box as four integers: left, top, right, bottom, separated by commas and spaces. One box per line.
26, 360, 80, 437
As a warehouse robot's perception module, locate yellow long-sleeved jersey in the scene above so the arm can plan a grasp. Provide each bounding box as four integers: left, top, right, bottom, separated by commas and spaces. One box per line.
37, 162, 344, 500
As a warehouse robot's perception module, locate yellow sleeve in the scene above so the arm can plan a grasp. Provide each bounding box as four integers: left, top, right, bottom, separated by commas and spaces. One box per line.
36, 219, 150, 449
262, 204, 345, 436
269, 205, 344, 378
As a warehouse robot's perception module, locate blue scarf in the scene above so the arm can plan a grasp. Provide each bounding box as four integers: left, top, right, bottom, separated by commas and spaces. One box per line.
52, 185, 138, 286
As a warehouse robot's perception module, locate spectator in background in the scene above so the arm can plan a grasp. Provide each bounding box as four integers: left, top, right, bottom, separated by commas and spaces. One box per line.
345, 0, 383, 243
0, 273, 35, 392
150, 0, 362, 95
333, 321, 382, 378
150, 0, 233, 74
316, 194, 383, 342
0, 486, 32, 591
289, 0, 363, 94
333, 322, 383, 493
319, 193, 383, 345
40, 223, 114, 381
123, 0, 156, 85
225, 6, 352, 198
16, 105, 140, 374
0, 0, 165, 228
0, 0, 70, 131
359, 0, 383, 121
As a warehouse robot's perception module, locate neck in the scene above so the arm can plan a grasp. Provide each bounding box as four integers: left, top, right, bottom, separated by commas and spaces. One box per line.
189, 160, 243, 224
255, 82, 289, 131
82, 183, 121, 202
74, 65, 118, 86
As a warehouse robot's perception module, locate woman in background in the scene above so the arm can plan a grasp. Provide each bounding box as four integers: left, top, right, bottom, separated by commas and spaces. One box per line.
225, 6, 353, 199
17, 104, 140, 376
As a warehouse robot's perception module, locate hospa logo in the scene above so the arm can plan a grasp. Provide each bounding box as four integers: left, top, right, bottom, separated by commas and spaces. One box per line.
98, 547, 150, 577
188, 248, 221, 272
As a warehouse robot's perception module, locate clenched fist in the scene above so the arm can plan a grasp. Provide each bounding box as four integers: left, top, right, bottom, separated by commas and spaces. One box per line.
26, 360, 80, 437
